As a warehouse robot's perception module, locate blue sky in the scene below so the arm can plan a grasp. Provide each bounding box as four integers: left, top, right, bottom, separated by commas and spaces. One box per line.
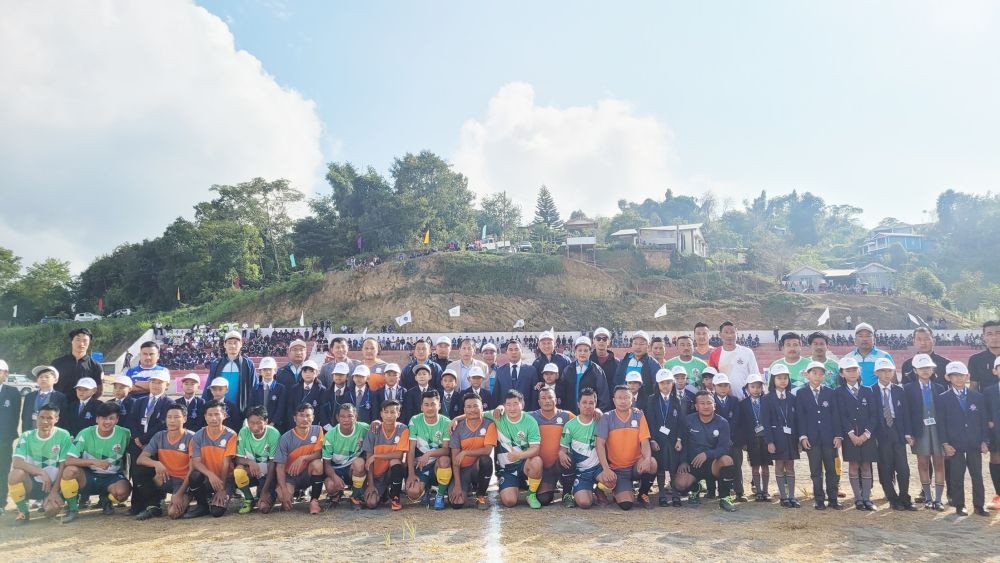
199, 0, 999, 226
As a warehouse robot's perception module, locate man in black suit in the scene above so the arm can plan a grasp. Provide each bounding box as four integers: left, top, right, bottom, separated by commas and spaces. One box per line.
63, 377, 103, 437
372, 363, 406, 420
796, 361, 844, 510
125, 371, 176, 513
438, 370, 462, 419
938, 362, 990, 516
494, 341, 537, 402
870, 358, 915, 510
286, 360, 326, 430
23, 365, 68, 433
0, 360, 23, 514
402, 364, 438, 424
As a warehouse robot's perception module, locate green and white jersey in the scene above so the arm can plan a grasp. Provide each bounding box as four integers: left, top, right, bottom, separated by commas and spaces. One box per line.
819, 358, 841, 388
770, 357, 813, 390
237, 425, 281, 470
322, 422, 369, 469
664, 356, 709, 380
560, 417, 599, 471
486, 411, 541, 469
13, 428, 74, 481
68, 425, 131, 475
408, 414, 451, 460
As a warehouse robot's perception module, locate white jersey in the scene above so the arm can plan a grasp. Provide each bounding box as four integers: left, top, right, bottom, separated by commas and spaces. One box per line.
716, 345, 759, 399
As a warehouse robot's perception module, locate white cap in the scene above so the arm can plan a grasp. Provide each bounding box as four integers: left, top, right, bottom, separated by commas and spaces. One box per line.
631, 330, 650, 343
712, 373, 731, 386
259, 357, 277, 370
594, 327, 611, 338
210, 377, 229, 388
746, 373, 765, 385
806, 358, 828, 371
874, 357, 896, 371
574, 336, 592, 348
945, 361, 969, 375
837, 357, 859, 371
413, 363, 431, 375
625, 372, 643, 383
149, 371, 171, 383
854, 322, 874, 334
441, 368, 457, 379
302, 360, 319, 371
435, 336, 451, 346
702, 366, 717, 376
770, 363, 790, 376
0, 359, 8, 371
75, 377, 97, 390
383, 363, 401, 374
224, 330, 242, 341
911, 353, 934, 370
542, 363, 559, 374
538, 331, 555, 341
288, 339, 307, 350
353, 365, 371, 377
481, 343, 497, 352
181, 373, 201, 383
332, 362, 350, 375
469, 366, 486, 379
655, 368, 674, 383
113, 374, 134, 387
31, 365, 59, 379
670, 365, 688, 377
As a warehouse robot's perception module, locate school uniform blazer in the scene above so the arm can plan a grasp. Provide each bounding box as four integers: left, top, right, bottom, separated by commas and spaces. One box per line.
713, 394, 740, 443
795, 386, 840, 446
528, 380, 565, 412
250, 381, 288, 431
644, 393, 684, 446
401, 386, 442, 425
63, 398, 103, 437
371, 385, 406, 421
321, 385, 352, 427
493, 363, 538, 402
937, 388, 989, 452
174, 396, 204, 430
0, 385, 23, 441
126, 394, 177, 446
834, 385, 878, 439
761, 392, 796, 449
735, 396, 764, 448
558, 363, 610, 414
902, 380, 945, 440
613, 353, 661, 405
23, 390, 67, 432
346, 384, 375, 424
869, 383, 910, 444
438, 390, 464, 420
287, 382, 326, 429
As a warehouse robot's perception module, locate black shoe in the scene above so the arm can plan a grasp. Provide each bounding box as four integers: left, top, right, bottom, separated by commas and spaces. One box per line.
903, 502, 918, 511
890, 502, 903, 511
780, 499, 791, 508
789, 499, 801, 508
815, 501, 826, 510
974, 507, 989, 517
636, 494, 652, 509
705, 492, 717, 500
135, 505, 162, 521
760, 492, 772, 502
719, 497, 737, 512
955, 507, 969, 516
914, 492, 926, 504
102, 501, 115, 516
828, 501, 844, 510
61, 510, 79, 524
855, 501, 864, 510
734, 495, 749, 503
671, 498, 682, 507
864, 501, 876, 511
183, 504, 209, 519
658, 495, 670, 507
932, 501, 945, 512
128, 504, 145, 516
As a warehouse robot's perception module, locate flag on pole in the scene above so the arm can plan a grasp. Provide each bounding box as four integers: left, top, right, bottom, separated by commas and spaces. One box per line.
11, 304, 17, 318
817, 307, 830, 326
299, 311, 305, 327
97, 297, 104, 313
907, 313, 919, 325
395, 311, 413, 327
289, 254, 297, 268
481, 224, 487, 240
362, 327, 368, 337
654, 304, 667, 319
916, 314, 927, 326
423, 230, 430, 245
513, 319, 525, 329
176, 287, 181, 302
448, 306, 461, 318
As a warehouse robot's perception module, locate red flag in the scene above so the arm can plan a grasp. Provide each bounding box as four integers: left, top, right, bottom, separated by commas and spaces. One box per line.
97, 297, 104, 313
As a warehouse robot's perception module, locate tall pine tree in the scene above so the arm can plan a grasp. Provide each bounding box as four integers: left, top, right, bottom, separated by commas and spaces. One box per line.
533, 185, 563, 231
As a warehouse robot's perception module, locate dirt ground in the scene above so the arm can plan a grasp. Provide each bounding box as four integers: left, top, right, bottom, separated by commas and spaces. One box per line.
1, 455, 997, 562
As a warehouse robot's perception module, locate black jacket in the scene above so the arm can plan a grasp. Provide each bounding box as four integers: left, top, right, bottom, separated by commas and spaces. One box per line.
63, 397, 103, 437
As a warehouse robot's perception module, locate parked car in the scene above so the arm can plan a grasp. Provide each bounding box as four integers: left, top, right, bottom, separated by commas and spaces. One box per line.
6, 374, 37, 396
40, 316, 69, 324
517, 242, 533, 252
108, 308, 133, 318
74, 312, 102, 322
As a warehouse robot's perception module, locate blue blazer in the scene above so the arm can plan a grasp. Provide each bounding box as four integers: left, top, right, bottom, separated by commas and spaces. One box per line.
174, 396, 205, 430
761, 392, 797, 457
869, 383, 910, 444
63, 398, 102, 437
250, 381, 288, 432
346, 384, 375, 424
126, 395, 177, 446
938, 388, 989, 452
372, 385, 406, 421
23, 390, 67, 432
902, 380, 946, 441
834, 385, 878, 439
0, 385, 23, 441
493, 363, 538, 402
735, 396, 764, 448
645, 392, 685, 447
714, 394, 740, 443
794, 386, 840, 447
287, 382, 326, 429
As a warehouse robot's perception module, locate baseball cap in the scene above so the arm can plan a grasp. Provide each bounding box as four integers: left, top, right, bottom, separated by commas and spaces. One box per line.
181, 373, 201, 383
770, 363, 790, 376
383, 363, 401, 373
434, 336, 451, 346
413, 364, 431, 375
31, 365, 59, 379
574, 336, 592, 348
114, 374, 134, 387
874, 357, 896, 371
670, 365, 688, 377
702, 366, 718, 376
75, 377, 97, 389
258, 357, 277, 370
655, 368, 674, 383
441, 368, 457, 379
945, 361, 969, 375
911, 353, 934, 369
854, 322, 874, 334
288, 339, 307, 350
538, 331, 555, 341
333, 362, 351, 374
712, 373, 731, 386
469, 366, 485, 379
481, 343, 497, 352
631, 330, 650, 343
224, 330, 242, 341
302, 360, 319, 371
149, 371, 170, 383
542, 363, 559, 374
353, 365, 371, 377
837, 357, 859, 371
0, 359, 8, 371
625, 372, 643, 383
210, 377, 229, 387
594, 327, 611, 338
746, 373, 765, 385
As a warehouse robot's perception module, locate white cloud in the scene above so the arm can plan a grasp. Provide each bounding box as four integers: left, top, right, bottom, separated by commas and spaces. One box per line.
0, 1, 324, 271
454, 82, 676, 220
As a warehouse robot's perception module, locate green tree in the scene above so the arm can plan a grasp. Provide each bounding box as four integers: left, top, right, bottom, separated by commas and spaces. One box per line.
479, 191, 522, 241
532, 185, 563, 243
910, 267, 945, 300
0, 246, 22, 294
391, 151, 478, 248
0, 258, 73, 322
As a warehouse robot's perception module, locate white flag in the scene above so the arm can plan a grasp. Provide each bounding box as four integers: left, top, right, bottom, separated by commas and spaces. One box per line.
907, 313, 920, 325
654, 304, 667, 319
817, 307, 830, 326
362, 327, 368, 336
395, 311, 413, 327
916, 314, 927, 326
11, 304, 16, 318
513, 319, 525, 329
299, 311, 304, 327
448, 306, 461, 318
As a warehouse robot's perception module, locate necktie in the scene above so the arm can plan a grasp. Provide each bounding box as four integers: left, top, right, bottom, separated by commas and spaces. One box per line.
814, 388, 820, 403
336, 388, 343, 398
357, 390, 363, 405
511, 365, 518, 386
146, 397, 157, 417
752, 399, 760, 422
922, 384, 931, 409
959, 390, 967, 410
882, 387, 893, 427
79, 402, 86, 415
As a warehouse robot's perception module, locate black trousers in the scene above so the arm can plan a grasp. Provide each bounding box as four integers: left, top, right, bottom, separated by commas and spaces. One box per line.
948, 451, 985, 510
875, 435, 910, 503
729, 446, 745, 496
807, 445, 838, 502
0, 438, 13, 508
